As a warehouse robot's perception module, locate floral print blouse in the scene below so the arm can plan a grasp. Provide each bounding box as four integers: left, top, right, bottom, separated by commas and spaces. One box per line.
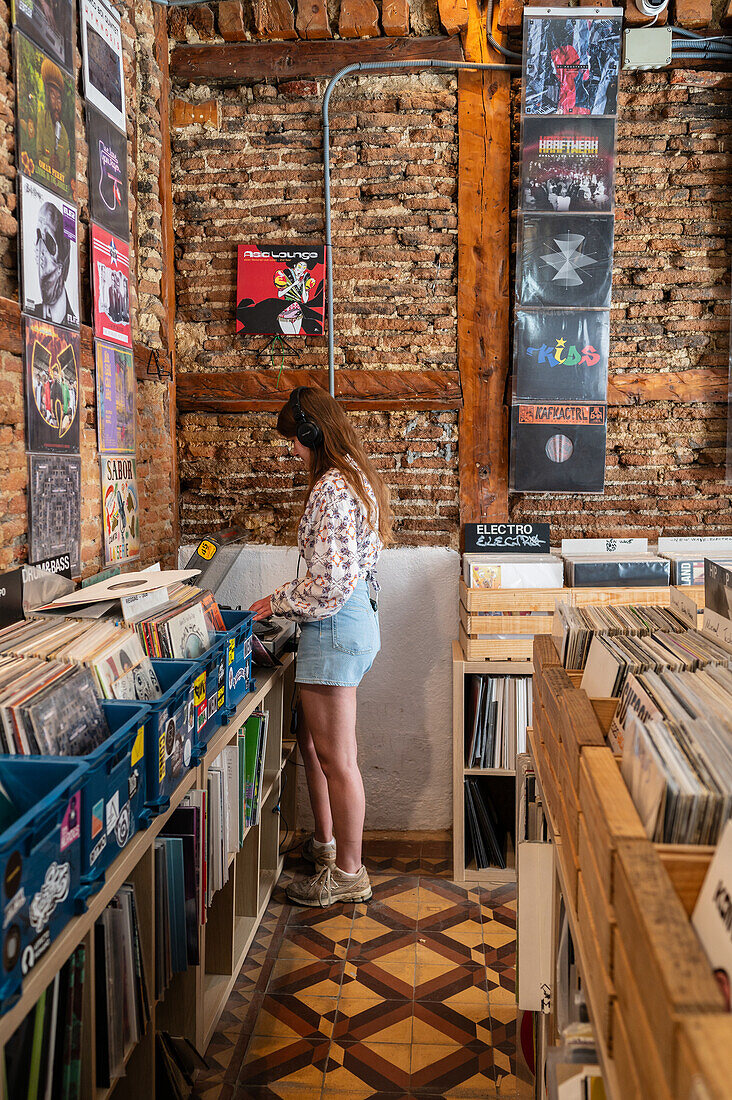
270, 468, 382, 621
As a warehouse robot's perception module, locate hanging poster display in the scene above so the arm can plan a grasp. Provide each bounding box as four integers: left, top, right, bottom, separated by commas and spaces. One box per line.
11, 0, 74, 73
90, 222, 131, 348
236, 244, 326, 335
24, 317, 80, 453
524, 14, 622, 117
95, 340, 135, 453
518, 214, 614, 309
512, 310, 609, 403
99, 454, 139, 564
20, 175, 79, 328
521, 117, 614, 213
509, 404, 607, 494
80, 0, 125, 133
14, 31, 76, 201
28, 452, 81, 575
86, 104, 129, 239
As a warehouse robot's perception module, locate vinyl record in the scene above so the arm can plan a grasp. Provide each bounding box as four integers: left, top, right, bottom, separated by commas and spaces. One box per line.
509, 403, 607, 493
90, 222, 131, 348
27, 452, 81, 575
521, 117, 615, 214
512, 309, 609, 402
86, 103, 129, 239
524, 15, 622, 118
41, 568, 201, 607
519, 214, 614, 309
20, 175, 79, 328
11, 0, 74, 73
14, 30, 76, 202
24, 316, 80, 453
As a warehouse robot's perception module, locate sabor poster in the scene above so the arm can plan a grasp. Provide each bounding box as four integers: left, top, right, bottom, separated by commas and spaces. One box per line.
100, 453, 139, 564
90, 222, 131, 348
80, 0, 125, 132
236, 244, 326, 336
524, 15, 622, 118
24, 317, 80, 453
15, 30, 76, 201
20, 175, 79, 328
95, 339, 135, 453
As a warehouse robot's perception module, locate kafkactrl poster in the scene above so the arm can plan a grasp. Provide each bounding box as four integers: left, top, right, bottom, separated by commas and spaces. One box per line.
509, 403, 607, 494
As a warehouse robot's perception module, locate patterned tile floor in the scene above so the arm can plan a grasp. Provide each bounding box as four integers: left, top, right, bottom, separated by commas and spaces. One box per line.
192, 855, 530, 1100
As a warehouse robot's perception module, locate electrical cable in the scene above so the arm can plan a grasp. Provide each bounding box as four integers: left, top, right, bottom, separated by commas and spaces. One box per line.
485, 0, 522, 61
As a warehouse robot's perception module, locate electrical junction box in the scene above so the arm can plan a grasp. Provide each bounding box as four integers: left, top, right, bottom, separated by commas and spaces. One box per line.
622, 26, 673, 70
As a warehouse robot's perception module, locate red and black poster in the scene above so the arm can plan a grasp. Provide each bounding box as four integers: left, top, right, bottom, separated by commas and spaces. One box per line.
236, 244, 326, 336
90, 221, 131, 348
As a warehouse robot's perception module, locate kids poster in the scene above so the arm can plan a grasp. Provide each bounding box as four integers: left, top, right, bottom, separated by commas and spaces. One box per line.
236, 244, 326, 336
91, 222, 131, 348
100, 453, 139, 564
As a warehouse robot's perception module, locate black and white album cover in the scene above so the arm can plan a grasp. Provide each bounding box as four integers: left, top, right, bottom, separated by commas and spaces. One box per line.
11, 0, 74, 73
28, 452, 82, 575
524, 15, 622, 118
80, 0, 125, 133
521, 117, 615, 213
513, 310, 610, 403
518, 214, 614, 309
510, 403, 607, 494
86, 103, 129, 239
20, 175, 79, 328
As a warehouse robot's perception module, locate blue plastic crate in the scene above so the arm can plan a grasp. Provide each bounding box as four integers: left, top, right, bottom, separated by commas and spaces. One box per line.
0, 757, 86, 1012
191, 635, 228, 752
220, 609, 255, 712
144, 660, 198, 814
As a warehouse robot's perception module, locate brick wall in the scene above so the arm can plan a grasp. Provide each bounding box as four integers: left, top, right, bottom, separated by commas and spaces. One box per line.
0, 0, 177, 574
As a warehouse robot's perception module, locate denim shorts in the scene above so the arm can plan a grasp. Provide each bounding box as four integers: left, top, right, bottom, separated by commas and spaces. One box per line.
295, 579, 380, 687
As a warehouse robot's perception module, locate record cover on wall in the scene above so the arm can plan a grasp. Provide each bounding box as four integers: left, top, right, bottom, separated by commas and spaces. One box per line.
518, 214, 614, 309
20, 175, 79, 328
236, 244, 326, 336
11, 0, 74, 73
14, 31, 76, 202
100, 454, 139, 564
524, 15, 622, 118
90, 222, 131, 348
510, 403, 607, 494
513, 309, 610, 403
24, 317, 80, 453
80, 0, 125, 133
521, 117, 614, 214
95, 340, 135, 454
86, 103, 129, 239
28, 452, 81, 574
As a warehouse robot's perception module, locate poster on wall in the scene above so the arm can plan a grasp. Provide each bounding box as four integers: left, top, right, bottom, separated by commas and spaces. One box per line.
512, 310, 609, 403
80, 0, 125, 133
11, 0, 74, 73
518, 214, 614, 309
95, 339, 135, 453
236, 244, 326, 336
521, 117, 614, 214
28, 452, 81, 574
90, 222, 131, 348
24, 317, 80, 453
14, 31, 76, 201
524, 14, 622, 118
100, 454, 139, 564
86, 103, 129, 239
509, 403, 607, 494
20, 175, 79, 328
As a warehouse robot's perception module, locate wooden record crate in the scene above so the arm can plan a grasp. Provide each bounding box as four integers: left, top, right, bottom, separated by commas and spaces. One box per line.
675, 1015, 732, 1100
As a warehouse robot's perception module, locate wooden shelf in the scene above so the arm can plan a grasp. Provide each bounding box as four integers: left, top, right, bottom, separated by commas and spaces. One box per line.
463, 767, 516, 777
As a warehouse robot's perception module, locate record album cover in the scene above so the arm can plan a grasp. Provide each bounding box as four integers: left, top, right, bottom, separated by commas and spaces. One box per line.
20, 175, 79, 328
519, 214, 614, 309
510, 403, 607, 494
236, 244, 326, 335
80, 0, 125, 132
95, 340, 135, 453
11, 0, 73, 73
524, 15, 622, 117
521, 117, 614, 214
15, 31, 76, 201
91, 223, 131, 348
24, 317, 80, 453
28, 452, 81, 574
513, 309, 610, 402
100, 454, 139, 564
86, 104, 129, 239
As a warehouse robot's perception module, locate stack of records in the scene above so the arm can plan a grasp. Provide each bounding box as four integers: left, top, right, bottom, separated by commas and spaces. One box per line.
562, 551, 670, 587
132, 586, 225, 661
156, 1032, 208, 1100
0, 654, 110, 755
465, 675, 532, 770
657, 536, 732, 586
553, 601, 690, 670
464, 778, 507, 870
462, 553, 563, 590
581, 628, 732, 700
153, 837, 189, 1000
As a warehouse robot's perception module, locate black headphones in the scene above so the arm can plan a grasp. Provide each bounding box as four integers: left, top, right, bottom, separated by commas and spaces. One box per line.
291, 387, 323, 449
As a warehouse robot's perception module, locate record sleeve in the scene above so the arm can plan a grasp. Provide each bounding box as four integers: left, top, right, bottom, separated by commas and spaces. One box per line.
95, 340, 135, 453
14, 31, 76, 201
80, 0, 125, 133
24, 317, 80, 453
524, 14, 622, 118
236, 244, 326, 335
512, 309, 609, 402
28, 452, 81, 575
509, 403, 606, 494
100, 454, 139, 565
518, 214, 614, 309
521, 116, 614, 214
11, 0, 73, 74
90, 223, 131, 348
20, 175, 79, 328
86, 104, 129, 239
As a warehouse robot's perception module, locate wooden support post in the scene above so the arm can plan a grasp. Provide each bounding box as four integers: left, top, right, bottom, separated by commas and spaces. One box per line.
457, 0, 511, 525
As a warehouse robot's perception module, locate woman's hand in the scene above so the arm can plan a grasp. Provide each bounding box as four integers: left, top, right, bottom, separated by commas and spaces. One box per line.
249, 596, 273, 621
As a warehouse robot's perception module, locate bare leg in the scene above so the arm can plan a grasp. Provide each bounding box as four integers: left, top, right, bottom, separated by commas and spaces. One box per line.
295, 700, 333, 844
298, 684, 365, 875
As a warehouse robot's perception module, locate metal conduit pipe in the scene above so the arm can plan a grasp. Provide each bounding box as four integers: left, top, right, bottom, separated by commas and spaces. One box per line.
322, 58, 520, 396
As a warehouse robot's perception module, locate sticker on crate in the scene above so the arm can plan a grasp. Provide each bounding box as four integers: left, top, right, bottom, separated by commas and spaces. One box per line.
60, 790, 80, 850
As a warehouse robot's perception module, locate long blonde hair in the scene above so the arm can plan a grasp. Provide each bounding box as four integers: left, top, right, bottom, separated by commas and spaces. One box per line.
276, 387, 393, 544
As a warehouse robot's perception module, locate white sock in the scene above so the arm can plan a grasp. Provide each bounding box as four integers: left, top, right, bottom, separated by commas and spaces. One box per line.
335, 865, 362, 878
312, 836, 335, 850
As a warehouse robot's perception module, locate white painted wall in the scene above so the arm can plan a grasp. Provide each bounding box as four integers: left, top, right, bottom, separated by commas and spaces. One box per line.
181, 544, 459, 829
